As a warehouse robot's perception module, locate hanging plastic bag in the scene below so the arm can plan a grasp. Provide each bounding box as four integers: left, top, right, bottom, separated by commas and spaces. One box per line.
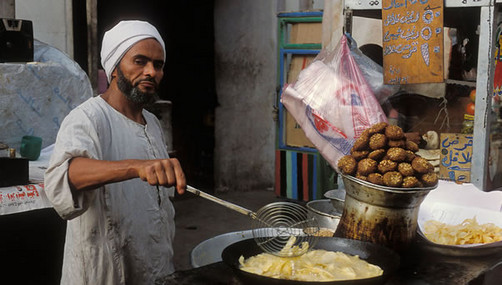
347, 35, 399, 104
281, 34, 388, 170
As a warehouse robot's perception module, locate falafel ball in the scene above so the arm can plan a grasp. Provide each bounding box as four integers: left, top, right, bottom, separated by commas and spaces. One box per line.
369, 133, 388, 150
355, 173, 368, 181
357, 158, 378, 176
353, 134, 370, 151
367, 173, 384, 185
337, 155, 357, 175
405, 150, 417, 162
412, 157, 434, 174
387, 147, 407, 162
383, 171, 403, 187
350, 149, 369, 161
405, 140, 419, 152
398, 162, 415, 177
385, 125, 405, 140
368, 122, 388, 134
388, 139, 406, 148
402, 176, 420, 188
421, 172, 439, 186
368, 149, 386, 161
378, 159, 398, 173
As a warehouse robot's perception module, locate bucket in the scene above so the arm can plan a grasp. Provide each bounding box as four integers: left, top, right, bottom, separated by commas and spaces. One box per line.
334, 174, 436, 252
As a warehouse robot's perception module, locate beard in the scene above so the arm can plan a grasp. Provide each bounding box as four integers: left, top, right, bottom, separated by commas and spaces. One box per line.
116, 66, 159, 106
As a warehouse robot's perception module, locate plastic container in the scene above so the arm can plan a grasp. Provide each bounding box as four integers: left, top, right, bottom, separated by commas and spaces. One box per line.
461, 114, 474, 134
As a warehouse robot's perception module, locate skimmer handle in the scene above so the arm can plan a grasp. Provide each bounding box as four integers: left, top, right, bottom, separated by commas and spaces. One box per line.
186, 185, 256, 218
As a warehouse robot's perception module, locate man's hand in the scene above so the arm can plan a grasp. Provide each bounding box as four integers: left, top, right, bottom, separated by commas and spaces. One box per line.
135, 158, 186, 194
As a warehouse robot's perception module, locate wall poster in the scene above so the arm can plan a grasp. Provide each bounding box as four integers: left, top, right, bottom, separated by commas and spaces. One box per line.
382, 0, 444, 84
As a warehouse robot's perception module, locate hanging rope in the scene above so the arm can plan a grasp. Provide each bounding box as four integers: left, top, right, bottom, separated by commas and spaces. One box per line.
433, 96, 450, 131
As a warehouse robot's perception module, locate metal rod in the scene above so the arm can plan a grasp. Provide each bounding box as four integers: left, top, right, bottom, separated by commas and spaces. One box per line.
186, 185, 255, 218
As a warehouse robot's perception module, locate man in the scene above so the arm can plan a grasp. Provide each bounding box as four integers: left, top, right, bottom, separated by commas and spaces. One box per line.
44, 20, 186, 284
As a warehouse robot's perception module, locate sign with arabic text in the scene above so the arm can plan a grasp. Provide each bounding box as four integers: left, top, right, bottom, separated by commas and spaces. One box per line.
382, 0, 444, 84
439, 133, 472, 183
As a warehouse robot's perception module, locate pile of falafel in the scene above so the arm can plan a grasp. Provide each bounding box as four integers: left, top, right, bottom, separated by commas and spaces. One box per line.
337, 122, 438, 188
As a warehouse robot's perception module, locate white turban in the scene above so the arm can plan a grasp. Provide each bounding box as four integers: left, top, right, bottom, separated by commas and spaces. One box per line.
100, 20, 166, 83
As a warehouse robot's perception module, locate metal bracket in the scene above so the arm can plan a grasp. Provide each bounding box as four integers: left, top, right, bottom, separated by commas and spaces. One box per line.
344, 9, 353, 35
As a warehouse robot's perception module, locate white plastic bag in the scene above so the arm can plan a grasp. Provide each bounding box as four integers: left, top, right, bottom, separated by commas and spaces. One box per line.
281, 35, 387, 170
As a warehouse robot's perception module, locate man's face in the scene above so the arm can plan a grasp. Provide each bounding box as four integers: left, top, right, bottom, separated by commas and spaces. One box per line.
114, 38, 165, 106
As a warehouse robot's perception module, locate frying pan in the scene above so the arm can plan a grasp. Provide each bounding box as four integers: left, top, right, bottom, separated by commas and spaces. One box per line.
221, 237, 400, 285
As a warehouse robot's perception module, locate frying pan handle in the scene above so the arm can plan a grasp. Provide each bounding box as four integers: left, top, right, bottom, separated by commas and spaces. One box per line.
186, 185, 255, 217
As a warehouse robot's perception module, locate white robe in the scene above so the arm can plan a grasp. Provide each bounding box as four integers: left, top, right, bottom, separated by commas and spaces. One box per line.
44, 96, 176, 285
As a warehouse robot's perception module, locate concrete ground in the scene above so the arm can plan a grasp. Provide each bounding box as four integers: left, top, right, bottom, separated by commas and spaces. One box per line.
171, 188, 285, 271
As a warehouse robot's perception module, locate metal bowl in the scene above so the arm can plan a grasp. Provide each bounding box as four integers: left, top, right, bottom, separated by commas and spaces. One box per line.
323, 189, 346, 211
190, 230, 254, 268
335, 174, 437, 252
306, 199, 341, 235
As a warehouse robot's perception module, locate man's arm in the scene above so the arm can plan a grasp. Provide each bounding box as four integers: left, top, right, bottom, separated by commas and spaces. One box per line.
68, 157, 186, 194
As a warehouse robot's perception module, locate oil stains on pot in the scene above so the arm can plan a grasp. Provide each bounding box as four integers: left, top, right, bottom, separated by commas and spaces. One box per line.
334, 174, 436, 252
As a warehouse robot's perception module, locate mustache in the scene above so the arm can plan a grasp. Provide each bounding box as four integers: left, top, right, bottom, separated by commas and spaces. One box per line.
135, 77, 157, 87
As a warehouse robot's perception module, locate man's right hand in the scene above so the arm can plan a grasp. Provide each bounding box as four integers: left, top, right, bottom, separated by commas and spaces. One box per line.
135, 158, 186, 194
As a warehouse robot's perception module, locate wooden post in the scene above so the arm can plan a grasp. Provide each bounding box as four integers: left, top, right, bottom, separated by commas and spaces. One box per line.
322, 0, 344, 51
86, 0, 98, 95
0, 0, 15, 18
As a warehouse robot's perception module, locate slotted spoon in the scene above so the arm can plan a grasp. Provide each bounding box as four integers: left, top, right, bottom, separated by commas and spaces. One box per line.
186, 185, 320, 257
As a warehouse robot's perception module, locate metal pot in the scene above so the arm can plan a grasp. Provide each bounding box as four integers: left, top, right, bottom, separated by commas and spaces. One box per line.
221, 237, 400, 285
334, 174, 436, 252
306, 199, 341, 234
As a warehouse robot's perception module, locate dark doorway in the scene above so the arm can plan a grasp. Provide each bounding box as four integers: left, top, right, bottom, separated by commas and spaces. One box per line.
73, 1, 217, 191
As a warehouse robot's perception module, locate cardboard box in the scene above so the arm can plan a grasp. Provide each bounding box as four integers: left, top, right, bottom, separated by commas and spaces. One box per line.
289, 22, 322, 44
281, 21, 321, 149
285, 109, 315, 148
284, 55, 317, 148
439, 133, 473, 183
